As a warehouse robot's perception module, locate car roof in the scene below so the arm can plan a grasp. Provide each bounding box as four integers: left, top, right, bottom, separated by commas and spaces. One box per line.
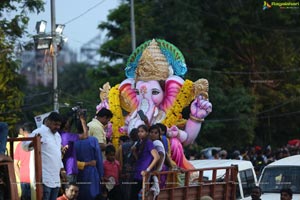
190, 159, 254, 171
267, 155, 300, 167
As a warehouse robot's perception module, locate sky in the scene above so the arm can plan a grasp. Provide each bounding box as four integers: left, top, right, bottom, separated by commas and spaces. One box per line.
25, 0, 120, 55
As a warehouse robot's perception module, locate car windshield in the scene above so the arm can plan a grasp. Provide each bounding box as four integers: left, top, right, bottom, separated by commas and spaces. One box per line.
259, 166, 300, 193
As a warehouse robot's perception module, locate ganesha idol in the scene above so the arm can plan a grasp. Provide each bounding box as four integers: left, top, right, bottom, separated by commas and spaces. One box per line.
97, 39, 212, 170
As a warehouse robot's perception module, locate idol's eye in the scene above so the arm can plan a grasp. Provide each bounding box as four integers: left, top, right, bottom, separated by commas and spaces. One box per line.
135, 89, 139, 95
152, 89, 160, 95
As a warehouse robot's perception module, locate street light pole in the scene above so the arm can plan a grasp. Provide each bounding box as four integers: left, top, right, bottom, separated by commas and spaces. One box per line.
51, 0, 59, 112
130, 0, 136, 51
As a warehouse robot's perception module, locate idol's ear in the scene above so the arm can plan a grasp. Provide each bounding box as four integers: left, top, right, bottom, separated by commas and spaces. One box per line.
119, 78, 138, 113
160, 75, 184, 112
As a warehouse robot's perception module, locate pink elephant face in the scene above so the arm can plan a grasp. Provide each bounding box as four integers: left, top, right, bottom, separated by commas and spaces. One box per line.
135, 80, 164, 110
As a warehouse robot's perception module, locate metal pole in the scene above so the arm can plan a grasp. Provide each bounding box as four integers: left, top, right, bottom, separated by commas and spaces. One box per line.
51, 0, 59, 112
130, 0, 136, 51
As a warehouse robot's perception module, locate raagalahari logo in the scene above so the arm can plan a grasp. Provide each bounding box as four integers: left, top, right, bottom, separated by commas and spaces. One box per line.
263, 1, 300, 10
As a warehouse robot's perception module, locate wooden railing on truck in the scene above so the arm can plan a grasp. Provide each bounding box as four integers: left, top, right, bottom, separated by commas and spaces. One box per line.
142, 165, 238, 200
7, 135, 43, 200
0, 155, 19, 200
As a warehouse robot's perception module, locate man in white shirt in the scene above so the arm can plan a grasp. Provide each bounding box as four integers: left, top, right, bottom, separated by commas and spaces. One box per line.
23, 112, 65, 200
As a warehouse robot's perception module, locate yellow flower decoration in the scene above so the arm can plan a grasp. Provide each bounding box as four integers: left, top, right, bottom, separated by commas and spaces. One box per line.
107, 79, 196, 146
108, 84, 125, 147
162, 80, 194, 127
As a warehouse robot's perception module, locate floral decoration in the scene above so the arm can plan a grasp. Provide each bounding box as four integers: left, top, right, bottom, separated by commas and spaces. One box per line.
108, 84, 125, 147
162, 80, 194, 127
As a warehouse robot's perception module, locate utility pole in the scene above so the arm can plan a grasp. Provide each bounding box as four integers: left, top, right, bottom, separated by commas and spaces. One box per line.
51, 0, 59, 112
130, 0, 136, 51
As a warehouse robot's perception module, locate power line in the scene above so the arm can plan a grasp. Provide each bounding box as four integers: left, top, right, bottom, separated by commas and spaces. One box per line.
189, 67, 300, 75
65, 34, 129, 58
23, 91, 51, 99
207, 110, 300, 123
64, 0, 107, 25
60, 92, 96, 106
21, 101, 51, 110
0, 102, 51, 115
100, 48, 129, 58
176, 1, 300, 33
257, 96, 300, 115
0, 91, 51, 104
61, 84, 300, 123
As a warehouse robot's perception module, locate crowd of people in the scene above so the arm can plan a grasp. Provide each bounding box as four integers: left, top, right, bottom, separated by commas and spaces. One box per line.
251, 186, 294, 200
2, 106, 299, 200
5, 108, 177, 200
185, 141, 300, 177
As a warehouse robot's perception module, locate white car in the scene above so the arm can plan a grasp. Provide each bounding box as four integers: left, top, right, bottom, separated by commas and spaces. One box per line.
190, 159, 257, 200
258, 155, 300, 199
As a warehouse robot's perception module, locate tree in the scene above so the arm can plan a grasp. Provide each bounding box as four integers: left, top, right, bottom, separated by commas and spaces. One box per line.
197, 0, 300, 147
0, 0, 44, 38
0, 0, 44, 132
58, 62, 125, 120
0, 31, 25, 126
98, 0, 300, 148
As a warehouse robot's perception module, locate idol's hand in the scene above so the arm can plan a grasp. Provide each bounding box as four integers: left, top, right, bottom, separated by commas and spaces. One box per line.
190, 96, 212, 119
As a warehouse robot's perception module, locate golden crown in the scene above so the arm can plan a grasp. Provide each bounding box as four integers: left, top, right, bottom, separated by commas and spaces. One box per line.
135, 39, 170, 81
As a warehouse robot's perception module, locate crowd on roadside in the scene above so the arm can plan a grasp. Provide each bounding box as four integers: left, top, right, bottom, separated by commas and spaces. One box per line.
4, 108, 178, 200
3, 107, 300, 200
185, 142, 300, 177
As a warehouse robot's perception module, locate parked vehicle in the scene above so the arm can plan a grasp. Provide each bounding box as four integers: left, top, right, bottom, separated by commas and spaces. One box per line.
190, 159, 257, 200
142, 159, 257, 200
143, 164, 238, 200
258, 155, 300, 199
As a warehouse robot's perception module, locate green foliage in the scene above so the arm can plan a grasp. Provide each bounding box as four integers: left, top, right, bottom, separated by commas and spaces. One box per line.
21, 84, 53, 123
0, 0, 44, 133
207, 0, 300, 147
97, 0, 300, 149
58, 62, 94, 119
98, 0, 257, 148
183, 0, 300, 148
0, 31, 24, 131
58, 62, 126, 121
0, 0, 44, 39
200, 85, 257, 149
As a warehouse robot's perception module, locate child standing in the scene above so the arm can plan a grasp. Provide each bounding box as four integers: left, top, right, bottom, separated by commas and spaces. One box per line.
103, 145, 122, 200
116, 128, 139, 200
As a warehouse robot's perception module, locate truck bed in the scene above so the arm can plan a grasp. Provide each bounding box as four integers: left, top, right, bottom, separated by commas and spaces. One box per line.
142, 165, 238, 200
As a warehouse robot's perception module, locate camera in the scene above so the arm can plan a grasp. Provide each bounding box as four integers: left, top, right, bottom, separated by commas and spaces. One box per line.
70, 102, 87, 133
71, 105, 81, 112
71, 102, 87, 118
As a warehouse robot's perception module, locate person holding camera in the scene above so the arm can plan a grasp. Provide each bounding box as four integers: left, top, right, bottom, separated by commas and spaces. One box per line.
60, 110, 91, 184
